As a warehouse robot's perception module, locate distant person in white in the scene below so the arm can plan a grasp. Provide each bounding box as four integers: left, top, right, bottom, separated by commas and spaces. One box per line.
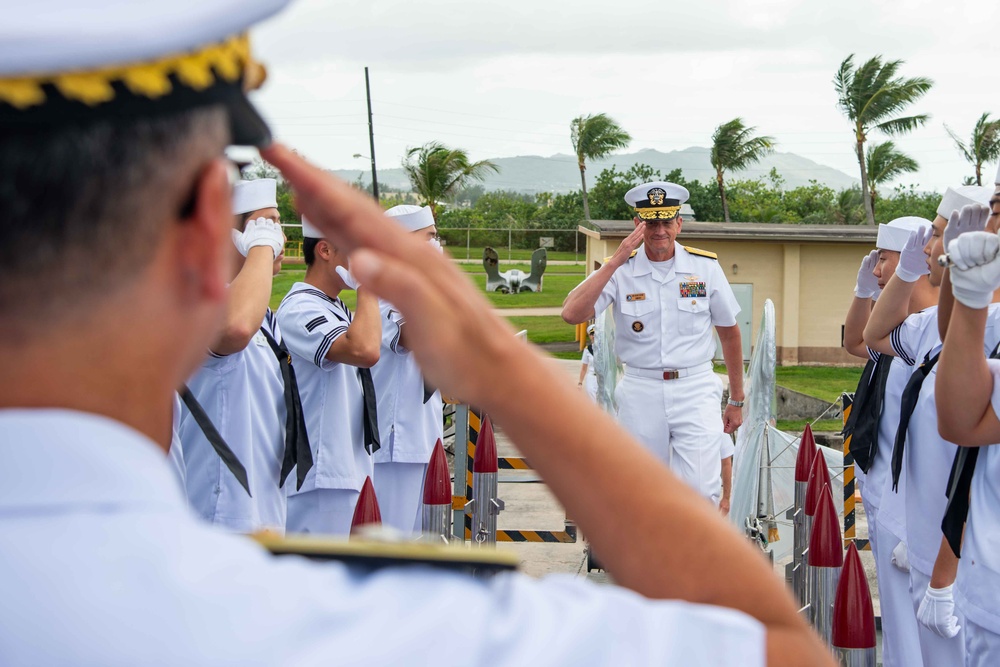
578, 324, 598, 401
369, 204, 445, 535
276, 215, 381, 536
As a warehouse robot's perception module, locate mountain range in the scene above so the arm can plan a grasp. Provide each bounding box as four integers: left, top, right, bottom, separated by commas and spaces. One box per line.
330, 146, 860, 194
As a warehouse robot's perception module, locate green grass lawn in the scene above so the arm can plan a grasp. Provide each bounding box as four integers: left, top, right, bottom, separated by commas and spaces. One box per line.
774, 366, 863, 404
503, 315, 578, 345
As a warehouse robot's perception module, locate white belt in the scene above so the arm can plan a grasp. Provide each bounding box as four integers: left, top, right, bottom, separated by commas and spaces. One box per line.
624, 361, 713, 381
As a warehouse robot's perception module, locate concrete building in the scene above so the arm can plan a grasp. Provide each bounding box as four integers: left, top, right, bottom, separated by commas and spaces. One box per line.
580, 220, 877, 366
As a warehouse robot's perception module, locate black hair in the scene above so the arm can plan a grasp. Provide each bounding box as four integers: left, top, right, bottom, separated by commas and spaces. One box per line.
0, 106, 228, 332
303, 237, 320, 266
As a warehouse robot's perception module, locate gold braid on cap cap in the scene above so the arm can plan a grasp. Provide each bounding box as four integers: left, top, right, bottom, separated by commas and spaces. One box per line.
0, 34, 251, 109
636, 206, 681, 220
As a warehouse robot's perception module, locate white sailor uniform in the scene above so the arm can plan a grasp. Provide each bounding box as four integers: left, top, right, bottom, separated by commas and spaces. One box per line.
581, 345, 598, 401
591, 241, 739, 500
958, 360, 1000, 666
861, 349, 923, 667
276, 282, 374, 536
0, 409, 765, 666
370, 300, 444, 535
178, 309, 287, 533
884, 305, 1000, 665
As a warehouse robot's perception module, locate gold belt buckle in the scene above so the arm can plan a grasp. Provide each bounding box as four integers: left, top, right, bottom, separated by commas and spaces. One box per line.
662, 370, 680, 380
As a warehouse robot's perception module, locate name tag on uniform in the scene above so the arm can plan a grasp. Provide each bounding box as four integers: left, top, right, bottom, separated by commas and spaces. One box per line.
626, 293, 646, 302
679, 282, 707, 298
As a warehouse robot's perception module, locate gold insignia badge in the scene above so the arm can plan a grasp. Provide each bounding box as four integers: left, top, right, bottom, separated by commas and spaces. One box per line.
632, 321, 644, 332
647, 188, 666, 206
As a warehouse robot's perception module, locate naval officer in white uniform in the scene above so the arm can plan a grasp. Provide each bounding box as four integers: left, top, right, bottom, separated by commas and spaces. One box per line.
276, 216, 382, 536
177, 177, 289, 533
562, 182, 745, 503
0, 3, 836, 664
370, 204, 445, 535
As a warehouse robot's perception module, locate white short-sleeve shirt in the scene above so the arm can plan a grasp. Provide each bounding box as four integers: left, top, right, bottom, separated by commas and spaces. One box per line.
0, 409, 765, 666
370, 300, 443, 464
276, 282, 373, 494
589, 243, 739, 370
177, 310, 286, 533
956, 359, 1000, 634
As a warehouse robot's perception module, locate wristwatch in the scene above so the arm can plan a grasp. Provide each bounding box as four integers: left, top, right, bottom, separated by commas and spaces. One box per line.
727, 399, 744, 408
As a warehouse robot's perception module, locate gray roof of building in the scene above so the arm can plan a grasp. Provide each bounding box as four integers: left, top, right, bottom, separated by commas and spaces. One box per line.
580, 220, 878, 243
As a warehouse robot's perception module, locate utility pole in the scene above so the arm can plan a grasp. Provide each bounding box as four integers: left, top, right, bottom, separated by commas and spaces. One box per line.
364, 66, 379, 202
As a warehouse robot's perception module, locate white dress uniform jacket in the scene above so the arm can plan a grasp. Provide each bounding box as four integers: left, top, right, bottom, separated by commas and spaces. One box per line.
592, 242, 739, 370
0, 409, 765, 666
276, 283, 373, 494
177, 309, 286, 533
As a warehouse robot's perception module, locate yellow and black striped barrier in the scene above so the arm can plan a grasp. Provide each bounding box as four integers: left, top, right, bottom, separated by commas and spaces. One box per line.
841, 392, 869, 551
452, 405, 577, 544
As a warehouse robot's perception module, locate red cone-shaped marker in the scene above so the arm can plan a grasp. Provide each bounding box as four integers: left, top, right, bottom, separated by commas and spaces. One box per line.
809, 484, 844, 568
832, 543, 876, 651
350, 476, 381, 535
808, 484, 844, 640
473, 414, 498, 473
804, 449, 832, 518
423, 439, 451, 505
795, 424, 818, 483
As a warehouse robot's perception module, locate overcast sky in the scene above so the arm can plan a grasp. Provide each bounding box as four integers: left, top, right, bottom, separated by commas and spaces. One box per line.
249, 0, 999, 192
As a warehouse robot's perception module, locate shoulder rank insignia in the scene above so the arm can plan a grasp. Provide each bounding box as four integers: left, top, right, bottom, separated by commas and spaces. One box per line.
603, 249, 639, 264
682, 246, 718, 260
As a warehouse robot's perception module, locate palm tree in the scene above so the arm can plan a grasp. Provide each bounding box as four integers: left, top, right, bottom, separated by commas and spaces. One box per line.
945, 112, 1000, 186
865, 141, 919, 216
832, 187, 865, 225
834, 54, 933, 225
570, 113, 631, 220
402, 142, 499, 220
709, 118, 776, 223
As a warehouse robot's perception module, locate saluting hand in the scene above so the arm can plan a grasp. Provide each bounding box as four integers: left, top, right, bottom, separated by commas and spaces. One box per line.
609, 224, 646, 267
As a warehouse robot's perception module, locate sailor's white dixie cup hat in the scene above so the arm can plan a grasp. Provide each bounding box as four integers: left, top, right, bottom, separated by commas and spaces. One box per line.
876, 216, 931, 252
624, 182, 691, 221
232, 178, 278, 215
385, 205, 436, 232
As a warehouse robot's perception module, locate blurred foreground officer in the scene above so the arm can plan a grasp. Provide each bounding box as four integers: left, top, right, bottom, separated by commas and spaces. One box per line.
178, 177, 291, 533
935, 173, 1000, 667
561, 182, 744, 501
369, 204, 444, 535
0, 4, 834, 664
276, 216, 381, 535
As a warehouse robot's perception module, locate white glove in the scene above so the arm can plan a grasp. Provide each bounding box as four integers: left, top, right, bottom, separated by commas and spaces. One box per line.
943, 203, 990, 251
854, 250, 881, 299
429, 237, 444, 254
335, 264, 360, 290
891, 541, 910, 573
917, 584, 962, 639
948, 231, 1000, 309
234, 217, 284, 258
894, 226, 932, 283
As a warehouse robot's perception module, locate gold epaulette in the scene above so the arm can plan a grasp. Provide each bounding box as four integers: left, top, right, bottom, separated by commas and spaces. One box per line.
603, 249, 639, 263
682, 246, 718, 260
251, 532, 520, 576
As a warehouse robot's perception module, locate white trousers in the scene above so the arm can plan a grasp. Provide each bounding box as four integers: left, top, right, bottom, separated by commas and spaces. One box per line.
872, 515, 924, 667
616, 372, 723, 500
910, 565, 966, 666
373, 461, 428, 537
965, 617, 1000, 667
285, 488, 360, 537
